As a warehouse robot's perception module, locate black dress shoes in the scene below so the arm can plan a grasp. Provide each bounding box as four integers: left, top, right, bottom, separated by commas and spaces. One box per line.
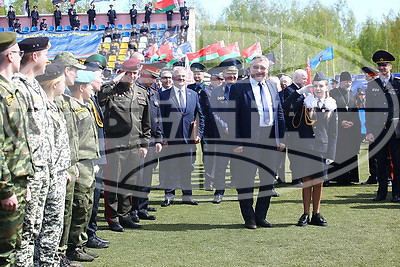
212, 195, 223, 204
182, 197, 198, 205
109, 222, 124, 232
93, 234, 110, 244
130, 211, 140, 222
310, 213, 328, 226
255, 219, 273, 228
161, 198, 173, 207
373, 195, 386, 201
120, 219, 142, 229
244, 220, 257, 229
147, 206, 157, 212
86, 237, 109, 249
361, 179, 377, 185
391, 196, 400, 202
296, 213, 309, 227
138, 212, 156, 220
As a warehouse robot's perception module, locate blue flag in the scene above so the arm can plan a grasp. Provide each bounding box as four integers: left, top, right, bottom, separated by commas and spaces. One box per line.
310, 46, 334, 70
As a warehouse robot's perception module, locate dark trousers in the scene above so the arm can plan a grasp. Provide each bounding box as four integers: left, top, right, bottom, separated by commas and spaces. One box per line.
375, 133, 400, 198
130, 17, 136, 26
88, 19, 95, 28
8, 19, 13, 28
160, 143, 194, 197
55, 19, 61, 27
86, 167, 104, 239
232, 127, 277, 222
32, 19, 38, 27
144, 14, 151, 24
132, 145, 157, 214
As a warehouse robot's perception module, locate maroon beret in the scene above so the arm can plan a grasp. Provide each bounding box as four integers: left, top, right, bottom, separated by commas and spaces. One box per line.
121, 58, 141, 71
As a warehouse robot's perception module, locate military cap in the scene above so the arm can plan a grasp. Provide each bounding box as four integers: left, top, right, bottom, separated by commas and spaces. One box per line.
36, 62, 65, 83
340, 71, 352, 82
190, 62, 206, 73
361, 66, 379, 77
141, 63, 161, 78
218, 58, 242, 71
313, 71, 327, 82
18, 37, 50, 53
372, 50, 395, 65
0, 32, 17, 52
75, 70, 95, 84
85, 54, 107, 69
55, 5, 59, 8
110, 4, 113, 7
54, 52, 86, 70
238, 68, 249, 79
331, 79, 338, 84
121, 58, 141, 71
207, 67, 224, 79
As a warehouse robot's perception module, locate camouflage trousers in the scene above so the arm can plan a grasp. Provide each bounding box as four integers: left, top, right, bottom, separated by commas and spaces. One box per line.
15, 165, 50, 267
0, 178, 27, 267
58, 165, 77, 257
68, 160, 95, 249
33, 170, 68, 267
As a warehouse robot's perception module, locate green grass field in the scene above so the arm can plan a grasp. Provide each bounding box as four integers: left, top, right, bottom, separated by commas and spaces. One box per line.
86, 145, 400, 266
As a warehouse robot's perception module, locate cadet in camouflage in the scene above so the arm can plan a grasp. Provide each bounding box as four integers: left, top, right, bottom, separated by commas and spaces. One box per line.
13, 37, 52, 266
0, 32, 33, 267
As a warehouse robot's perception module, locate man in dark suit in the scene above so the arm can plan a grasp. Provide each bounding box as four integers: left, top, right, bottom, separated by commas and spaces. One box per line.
229, 56, 285, 229
54, 5, 62, 27
365, 50, 400, 202
107, 5, 117, 27
31, 6, 39, 27
87, 5, 96, 28
159, 67, 204, 207
329, 71, 362, 184
7, 6, 16, 28
130, 4, 138, 26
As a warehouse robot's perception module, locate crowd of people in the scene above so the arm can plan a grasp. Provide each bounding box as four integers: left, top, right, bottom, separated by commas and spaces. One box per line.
5, 2, 190, 33
0, 27, 399, 266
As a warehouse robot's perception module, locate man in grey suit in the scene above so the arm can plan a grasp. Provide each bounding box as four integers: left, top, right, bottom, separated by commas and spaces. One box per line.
229, 56, 285, 229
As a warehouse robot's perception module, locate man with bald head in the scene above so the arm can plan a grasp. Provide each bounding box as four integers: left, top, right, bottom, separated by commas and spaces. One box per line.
280, 69, 309, 186
131, 51, 145, 63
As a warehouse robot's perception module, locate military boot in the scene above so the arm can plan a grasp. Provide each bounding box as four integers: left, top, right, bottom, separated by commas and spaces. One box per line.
66, 247, 95, 262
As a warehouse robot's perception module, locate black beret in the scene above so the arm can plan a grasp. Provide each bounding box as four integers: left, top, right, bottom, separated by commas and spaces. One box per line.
372, 50, 395, 64
36, 62, 65, 83
190, 62, 206, 72
0, 32, 17, 53
18, 37, 50, 53
339, 71, 352, 82
313, 71, 327, 82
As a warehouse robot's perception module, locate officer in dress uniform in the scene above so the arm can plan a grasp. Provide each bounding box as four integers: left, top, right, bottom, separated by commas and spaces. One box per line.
187, 62, 206, 93
0, 32, 33, 267
68, 4, 77, 28
7, 6, 16, 28
54, 5, 62, 28
107, 5, 117, 27
365, 50, 400, 202
31, 6, 39, 27
87, 5, 96, 29
130, 4, 138, 26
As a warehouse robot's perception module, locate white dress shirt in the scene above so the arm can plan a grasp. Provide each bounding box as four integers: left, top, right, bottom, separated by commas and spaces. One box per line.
250, 76, 274, 127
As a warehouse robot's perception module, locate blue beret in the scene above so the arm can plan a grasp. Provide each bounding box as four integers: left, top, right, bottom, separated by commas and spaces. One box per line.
76, 70, 95, 84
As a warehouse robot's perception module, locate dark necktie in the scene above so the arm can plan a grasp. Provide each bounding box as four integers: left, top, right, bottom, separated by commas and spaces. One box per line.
224, 85, 230, 100
178, 89, 185, 112
259, 82, 270, 124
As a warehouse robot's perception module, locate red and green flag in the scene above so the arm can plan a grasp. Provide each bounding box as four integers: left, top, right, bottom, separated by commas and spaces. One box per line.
147, 44, 159, 61
157, 42, 173, 61
218, 42, 240, 61
242, 43, 262, 62
187, 50, 203, 64
204, 41, 225, 61
155, 0, 177, 13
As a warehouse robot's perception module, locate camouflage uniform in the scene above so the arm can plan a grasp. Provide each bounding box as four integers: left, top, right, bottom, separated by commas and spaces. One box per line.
0, 75, 33, 266
54, 94, 80, 259
66, 98, 99, 254
34, 101, 71, 266
12, 74, 51, 266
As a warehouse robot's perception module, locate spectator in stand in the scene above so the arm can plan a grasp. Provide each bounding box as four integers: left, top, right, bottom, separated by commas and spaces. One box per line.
130, 4, 138, 26
144, 2, 153, 24
39, 19, 47, 31
87, 4, 96, 29
166, 9, 174, 28
140, 22, 149, 35
74, 15, 81, 30
103, 23, 113, 41
54, 5, 62, 27
112, 29, 121, 41
7, 5, 16, 28
31, 6, 39, 27
107, 5, 117, 27
128, 41, 137, 52
68, 4, 77, 28
13, 18, 21, 32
